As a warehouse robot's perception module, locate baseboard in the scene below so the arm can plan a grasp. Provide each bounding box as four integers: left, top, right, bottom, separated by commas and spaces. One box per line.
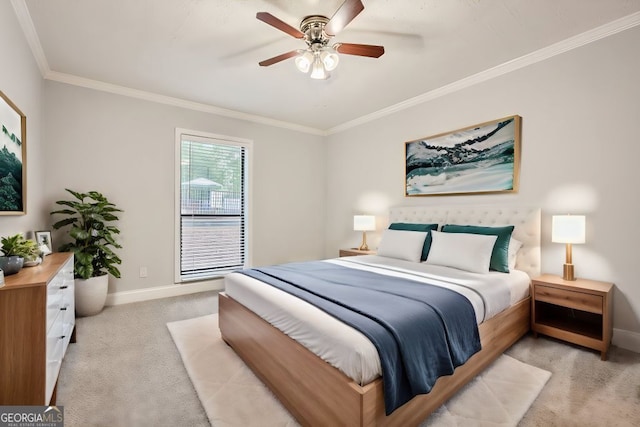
105, 279, 224, 306
612, 328, 640, 354
104, 281, 640, 354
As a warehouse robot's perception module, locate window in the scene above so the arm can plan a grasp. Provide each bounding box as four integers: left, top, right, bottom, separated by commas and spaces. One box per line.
175, 129, 251, 282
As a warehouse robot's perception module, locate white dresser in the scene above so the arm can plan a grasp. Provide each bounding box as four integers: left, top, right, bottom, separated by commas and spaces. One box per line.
0, 253, 76, 405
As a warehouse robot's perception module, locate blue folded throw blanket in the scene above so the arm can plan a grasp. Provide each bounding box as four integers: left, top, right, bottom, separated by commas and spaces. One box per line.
239, 260, 481, 415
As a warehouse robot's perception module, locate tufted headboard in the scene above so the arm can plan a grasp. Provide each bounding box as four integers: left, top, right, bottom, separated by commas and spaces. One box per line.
388, 206, 541, 278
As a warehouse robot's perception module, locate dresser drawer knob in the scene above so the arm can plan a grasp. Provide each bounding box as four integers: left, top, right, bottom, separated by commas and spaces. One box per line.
60, 285, 68, 289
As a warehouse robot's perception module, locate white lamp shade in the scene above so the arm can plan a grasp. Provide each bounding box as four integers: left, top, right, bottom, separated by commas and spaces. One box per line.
353, 215, 376, 231
320, 48, 339, 71
310, 55, 328, 80
295, 50, 313, 73
552, 215, 586, 244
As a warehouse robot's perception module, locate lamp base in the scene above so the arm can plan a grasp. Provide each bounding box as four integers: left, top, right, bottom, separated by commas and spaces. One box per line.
358, 231, 369, 251
563, 263, 576, 281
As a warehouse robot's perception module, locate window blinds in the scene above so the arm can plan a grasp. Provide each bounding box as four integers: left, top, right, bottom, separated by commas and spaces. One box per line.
179, 135, 247, 280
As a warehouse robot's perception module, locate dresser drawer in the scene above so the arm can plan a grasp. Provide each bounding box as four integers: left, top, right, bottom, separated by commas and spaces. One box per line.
46, 311, 64, 363
45, 350, 63, 404
46, 279, 63, 332
61, 302, 75, 354
47, 259, 75, 329
60, 278, 74, 317
535, 285, 602, 314
46, 313, 64, 403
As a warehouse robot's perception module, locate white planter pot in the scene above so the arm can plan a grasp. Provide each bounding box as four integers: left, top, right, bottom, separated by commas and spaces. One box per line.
75, 275, 109, 317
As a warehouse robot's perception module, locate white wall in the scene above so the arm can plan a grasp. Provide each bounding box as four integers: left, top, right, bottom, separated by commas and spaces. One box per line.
0, 1, 47, 238
325, 26, 640, 341
42, 82, 326, 294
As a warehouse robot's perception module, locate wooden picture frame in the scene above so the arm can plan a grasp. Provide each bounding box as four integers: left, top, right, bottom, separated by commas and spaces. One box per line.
0, 91, 26, 214
405, 115, 521, 197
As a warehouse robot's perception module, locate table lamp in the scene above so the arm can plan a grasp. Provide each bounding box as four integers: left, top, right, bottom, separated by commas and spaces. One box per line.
552, 215, 586, 281
353, 215, 375, 251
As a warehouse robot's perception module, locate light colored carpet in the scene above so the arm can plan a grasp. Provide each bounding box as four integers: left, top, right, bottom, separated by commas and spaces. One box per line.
56, 292, 640, 426
168, 314, 551, 426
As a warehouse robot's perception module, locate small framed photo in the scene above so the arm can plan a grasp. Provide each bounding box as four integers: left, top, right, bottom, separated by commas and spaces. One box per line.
34, 230, 53, 255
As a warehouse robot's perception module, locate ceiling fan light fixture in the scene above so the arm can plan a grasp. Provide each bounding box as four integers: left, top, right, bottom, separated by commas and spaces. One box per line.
320, 48, 339, 71
257, 1, 383, 79
310, 55, 329, 80
295, 50, 314, 73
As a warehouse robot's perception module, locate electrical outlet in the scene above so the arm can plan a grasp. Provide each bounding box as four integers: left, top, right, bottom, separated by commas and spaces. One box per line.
139, 267, 148, 278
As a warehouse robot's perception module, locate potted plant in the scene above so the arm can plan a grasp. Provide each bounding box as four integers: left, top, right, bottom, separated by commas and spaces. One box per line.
51, 189, 123, 316
0, 233, 40, 275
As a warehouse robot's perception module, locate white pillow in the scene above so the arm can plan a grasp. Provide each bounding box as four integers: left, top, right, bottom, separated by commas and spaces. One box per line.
508, 237, 523, 271
425, 230, 498, 273
377, 229, 428, 263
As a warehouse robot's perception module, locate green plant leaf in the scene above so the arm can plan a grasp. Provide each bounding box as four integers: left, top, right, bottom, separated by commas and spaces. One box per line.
52, 217, 78, 229
0, 233, 40, 258
51, 189, 123, 279
69, 228, 90, 240
66, 188, 87, 201
54, 200, 77, 208
106, 265, 121, 278
50, 209, 77, 215
75, 263, 93, 280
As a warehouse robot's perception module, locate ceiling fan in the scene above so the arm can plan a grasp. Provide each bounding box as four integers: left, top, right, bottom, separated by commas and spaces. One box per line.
257, 0, 384, 80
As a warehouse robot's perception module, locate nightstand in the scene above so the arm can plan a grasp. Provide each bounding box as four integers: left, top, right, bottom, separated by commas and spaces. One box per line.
531, 274, 613, 360
339, 248, 376, 257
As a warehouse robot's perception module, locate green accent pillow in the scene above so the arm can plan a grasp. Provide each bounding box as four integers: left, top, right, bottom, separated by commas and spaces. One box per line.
388, 223, 439, 261
440, 224, 515, 273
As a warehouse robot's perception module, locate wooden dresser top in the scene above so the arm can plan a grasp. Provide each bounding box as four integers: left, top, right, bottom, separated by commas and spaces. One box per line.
1, 252, 73, 290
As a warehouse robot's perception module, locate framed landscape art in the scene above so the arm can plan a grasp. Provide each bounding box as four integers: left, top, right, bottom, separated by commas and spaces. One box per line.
405, 115, 521, 197
0, 90, 26, 214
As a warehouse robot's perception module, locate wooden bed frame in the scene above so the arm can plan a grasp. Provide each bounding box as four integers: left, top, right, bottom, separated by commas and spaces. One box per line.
220, 293, 530, 426
219, 206, 540, 426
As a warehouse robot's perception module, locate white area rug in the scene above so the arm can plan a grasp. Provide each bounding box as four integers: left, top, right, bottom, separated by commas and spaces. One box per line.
168, 314, 551, 427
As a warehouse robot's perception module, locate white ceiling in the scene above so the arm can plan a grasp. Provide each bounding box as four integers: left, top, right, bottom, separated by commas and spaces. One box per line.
17, 0, 640, 133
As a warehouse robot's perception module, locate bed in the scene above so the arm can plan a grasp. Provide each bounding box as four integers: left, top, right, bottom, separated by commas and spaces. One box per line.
219, 206, 541, 426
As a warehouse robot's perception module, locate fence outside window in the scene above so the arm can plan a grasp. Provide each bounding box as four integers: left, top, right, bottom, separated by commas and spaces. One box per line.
177, 131, 249, 281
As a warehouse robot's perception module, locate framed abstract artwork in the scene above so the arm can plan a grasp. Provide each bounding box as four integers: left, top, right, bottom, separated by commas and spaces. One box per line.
405, 115, 521, 197
0, 90, 26, 214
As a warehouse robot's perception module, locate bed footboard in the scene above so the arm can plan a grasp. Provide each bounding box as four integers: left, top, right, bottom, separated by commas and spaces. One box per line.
219, 292, 368, 426
219, 292, 530, 426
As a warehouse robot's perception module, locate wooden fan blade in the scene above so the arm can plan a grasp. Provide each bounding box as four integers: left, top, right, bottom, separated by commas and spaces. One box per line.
325, 0, 364, 36
259, 50, 299, 67
335, 43, 385, 58
256, 12, 304, 39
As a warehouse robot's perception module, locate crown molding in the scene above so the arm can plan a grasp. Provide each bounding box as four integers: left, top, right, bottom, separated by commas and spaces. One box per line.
11, 0, 639, 137
11, 0, 50, 76
327, 11, 640, 135
44, 71, 326, 136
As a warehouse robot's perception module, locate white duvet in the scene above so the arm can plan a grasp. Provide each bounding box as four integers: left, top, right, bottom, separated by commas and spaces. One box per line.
224, 255, 530, 385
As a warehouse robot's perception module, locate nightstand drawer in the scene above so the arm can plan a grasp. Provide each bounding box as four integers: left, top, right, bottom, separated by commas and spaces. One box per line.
535, 285, 602, 314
